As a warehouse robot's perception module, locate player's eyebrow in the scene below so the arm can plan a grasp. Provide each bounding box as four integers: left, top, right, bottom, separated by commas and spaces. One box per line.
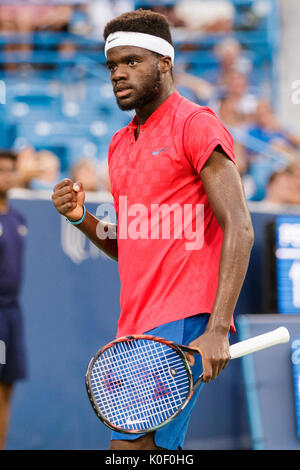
106, 54, 144, 67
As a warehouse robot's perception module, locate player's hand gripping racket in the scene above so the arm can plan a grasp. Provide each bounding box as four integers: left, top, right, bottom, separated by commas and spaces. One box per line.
85, 327, 290, 434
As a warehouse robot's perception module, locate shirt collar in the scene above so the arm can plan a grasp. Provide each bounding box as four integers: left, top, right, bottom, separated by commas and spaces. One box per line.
128, 91, 181, 131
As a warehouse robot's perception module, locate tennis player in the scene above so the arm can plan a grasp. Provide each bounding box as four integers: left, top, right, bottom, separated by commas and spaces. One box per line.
51, 9, 254, 450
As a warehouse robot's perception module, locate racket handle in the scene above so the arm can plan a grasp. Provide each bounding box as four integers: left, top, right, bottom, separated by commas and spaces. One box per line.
229, 327, 290, 360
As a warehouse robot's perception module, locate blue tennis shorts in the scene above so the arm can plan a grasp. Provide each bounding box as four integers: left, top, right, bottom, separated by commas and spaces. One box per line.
110, 313, 210, 450
0, 304, 27, 383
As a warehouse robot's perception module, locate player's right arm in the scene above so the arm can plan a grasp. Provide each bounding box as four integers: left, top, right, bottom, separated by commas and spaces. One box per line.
52, 179, 118, 261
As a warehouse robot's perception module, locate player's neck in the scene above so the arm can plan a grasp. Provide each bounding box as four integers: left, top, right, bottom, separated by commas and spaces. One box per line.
135, 84, 176, 126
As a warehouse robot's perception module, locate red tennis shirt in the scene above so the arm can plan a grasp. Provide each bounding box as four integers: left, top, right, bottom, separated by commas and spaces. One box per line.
108, 91, 236, 337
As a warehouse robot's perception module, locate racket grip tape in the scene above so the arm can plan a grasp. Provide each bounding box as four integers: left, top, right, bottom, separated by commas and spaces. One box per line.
229, 326, 290, 360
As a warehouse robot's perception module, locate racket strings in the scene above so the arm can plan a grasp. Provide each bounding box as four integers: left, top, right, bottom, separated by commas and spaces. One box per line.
89, 339, 190, 431
91, 347, 180, 426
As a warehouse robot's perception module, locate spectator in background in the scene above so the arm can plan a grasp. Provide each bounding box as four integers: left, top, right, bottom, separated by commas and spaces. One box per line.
70, 157, 110, 193
211, 38, 252, 87
248, 99, 300, 151
15, 148, 61, 191
29, 150, 61, 190
264, 164, 300, 206
30, 4, 73, 33
86, 0, 134, 37
70, 158, 100, 193
211, 70, 258, 126
68, 3, 91, 36
0, 150, 28, 449
215, 38, 245, 79
234, 99, 300, 202
151, 2, 186, 28
174, 0, 234, 32
0, 4, 73, 34
15, 147, 42, 189
174, 70, 215, 104
218, 94, 245, 128
0, 5, 17, 32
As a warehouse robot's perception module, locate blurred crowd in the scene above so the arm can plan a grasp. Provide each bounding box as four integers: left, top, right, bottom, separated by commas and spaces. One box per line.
10, 146, 110, 193
174, 33, 300, 205
1, 1, 300, 205
0, 1, 250, 35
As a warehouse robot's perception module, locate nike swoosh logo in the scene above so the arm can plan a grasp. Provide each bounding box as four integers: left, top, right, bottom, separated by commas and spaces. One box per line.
108, 36, 120, 43
152, 147, 168, 156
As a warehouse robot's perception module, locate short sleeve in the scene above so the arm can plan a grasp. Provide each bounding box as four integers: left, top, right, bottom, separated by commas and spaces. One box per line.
183, 110, 236, 173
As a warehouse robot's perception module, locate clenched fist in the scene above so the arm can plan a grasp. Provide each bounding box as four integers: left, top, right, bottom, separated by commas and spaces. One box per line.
52, 178, 85, 222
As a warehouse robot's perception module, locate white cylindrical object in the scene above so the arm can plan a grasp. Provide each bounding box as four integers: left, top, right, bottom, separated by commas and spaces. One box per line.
229, 327, 290, 360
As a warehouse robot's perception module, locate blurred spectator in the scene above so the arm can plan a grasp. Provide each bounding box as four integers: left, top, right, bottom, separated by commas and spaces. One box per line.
174, 0, 234, 32
0, 5, 17, 32
0, 149, 28, 450
173, 38, 253, 109
15, 148, 61, 191
264, 164, 300, 205
70, 157, 110, 192
218, 94, 245, 128
0, 4, 73, 33
15, 147, 42, 189
70, 157, 100, 192
211, 70, 258, 126
151, 3, 186, 28
11, 5, 36, 33
212, 38, 252, 87
174, 71, 215, 104
31, 5, 73, 33
87, 0, 134, 36
58, 41, 77, 60
68, 4, 91, 36
30, 150, 61, 190
232, 99, 300, 202
248, 99, 300, 151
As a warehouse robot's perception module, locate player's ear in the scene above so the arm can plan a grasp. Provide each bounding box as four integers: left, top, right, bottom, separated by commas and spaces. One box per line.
159, 56, 172, 74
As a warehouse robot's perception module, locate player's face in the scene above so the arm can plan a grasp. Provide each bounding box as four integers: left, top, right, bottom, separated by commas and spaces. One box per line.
106, 46, 163, 111
0, 157, 16, 197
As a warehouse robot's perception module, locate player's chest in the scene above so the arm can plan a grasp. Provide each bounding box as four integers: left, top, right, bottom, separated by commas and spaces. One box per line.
109, 137, 192, 200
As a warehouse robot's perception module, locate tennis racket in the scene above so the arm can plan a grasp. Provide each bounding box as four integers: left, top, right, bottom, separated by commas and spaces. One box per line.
85, 326, 290, 434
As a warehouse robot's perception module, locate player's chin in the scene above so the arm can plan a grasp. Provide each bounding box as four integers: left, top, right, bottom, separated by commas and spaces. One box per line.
116, 97, 136, 111
115, 92, 139, 111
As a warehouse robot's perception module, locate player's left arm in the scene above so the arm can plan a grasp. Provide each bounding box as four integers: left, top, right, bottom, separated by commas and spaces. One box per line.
186, 146, 255, 382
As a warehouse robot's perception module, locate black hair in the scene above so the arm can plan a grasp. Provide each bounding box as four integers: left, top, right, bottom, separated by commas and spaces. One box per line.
103, 8, 173, 46
0, 149, 17, 161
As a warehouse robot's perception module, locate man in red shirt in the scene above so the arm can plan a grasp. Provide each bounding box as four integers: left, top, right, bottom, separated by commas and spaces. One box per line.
52, 9, 254, 450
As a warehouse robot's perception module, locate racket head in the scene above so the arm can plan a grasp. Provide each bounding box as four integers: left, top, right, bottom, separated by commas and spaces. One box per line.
85, 335, 194, 434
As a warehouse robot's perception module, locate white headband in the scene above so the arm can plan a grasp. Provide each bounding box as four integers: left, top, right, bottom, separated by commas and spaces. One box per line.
105, 31, 175, 64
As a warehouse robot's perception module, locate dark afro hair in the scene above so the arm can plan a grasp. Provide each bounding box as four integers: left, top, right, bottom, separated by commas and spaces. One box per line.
103, 9, 173, 46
